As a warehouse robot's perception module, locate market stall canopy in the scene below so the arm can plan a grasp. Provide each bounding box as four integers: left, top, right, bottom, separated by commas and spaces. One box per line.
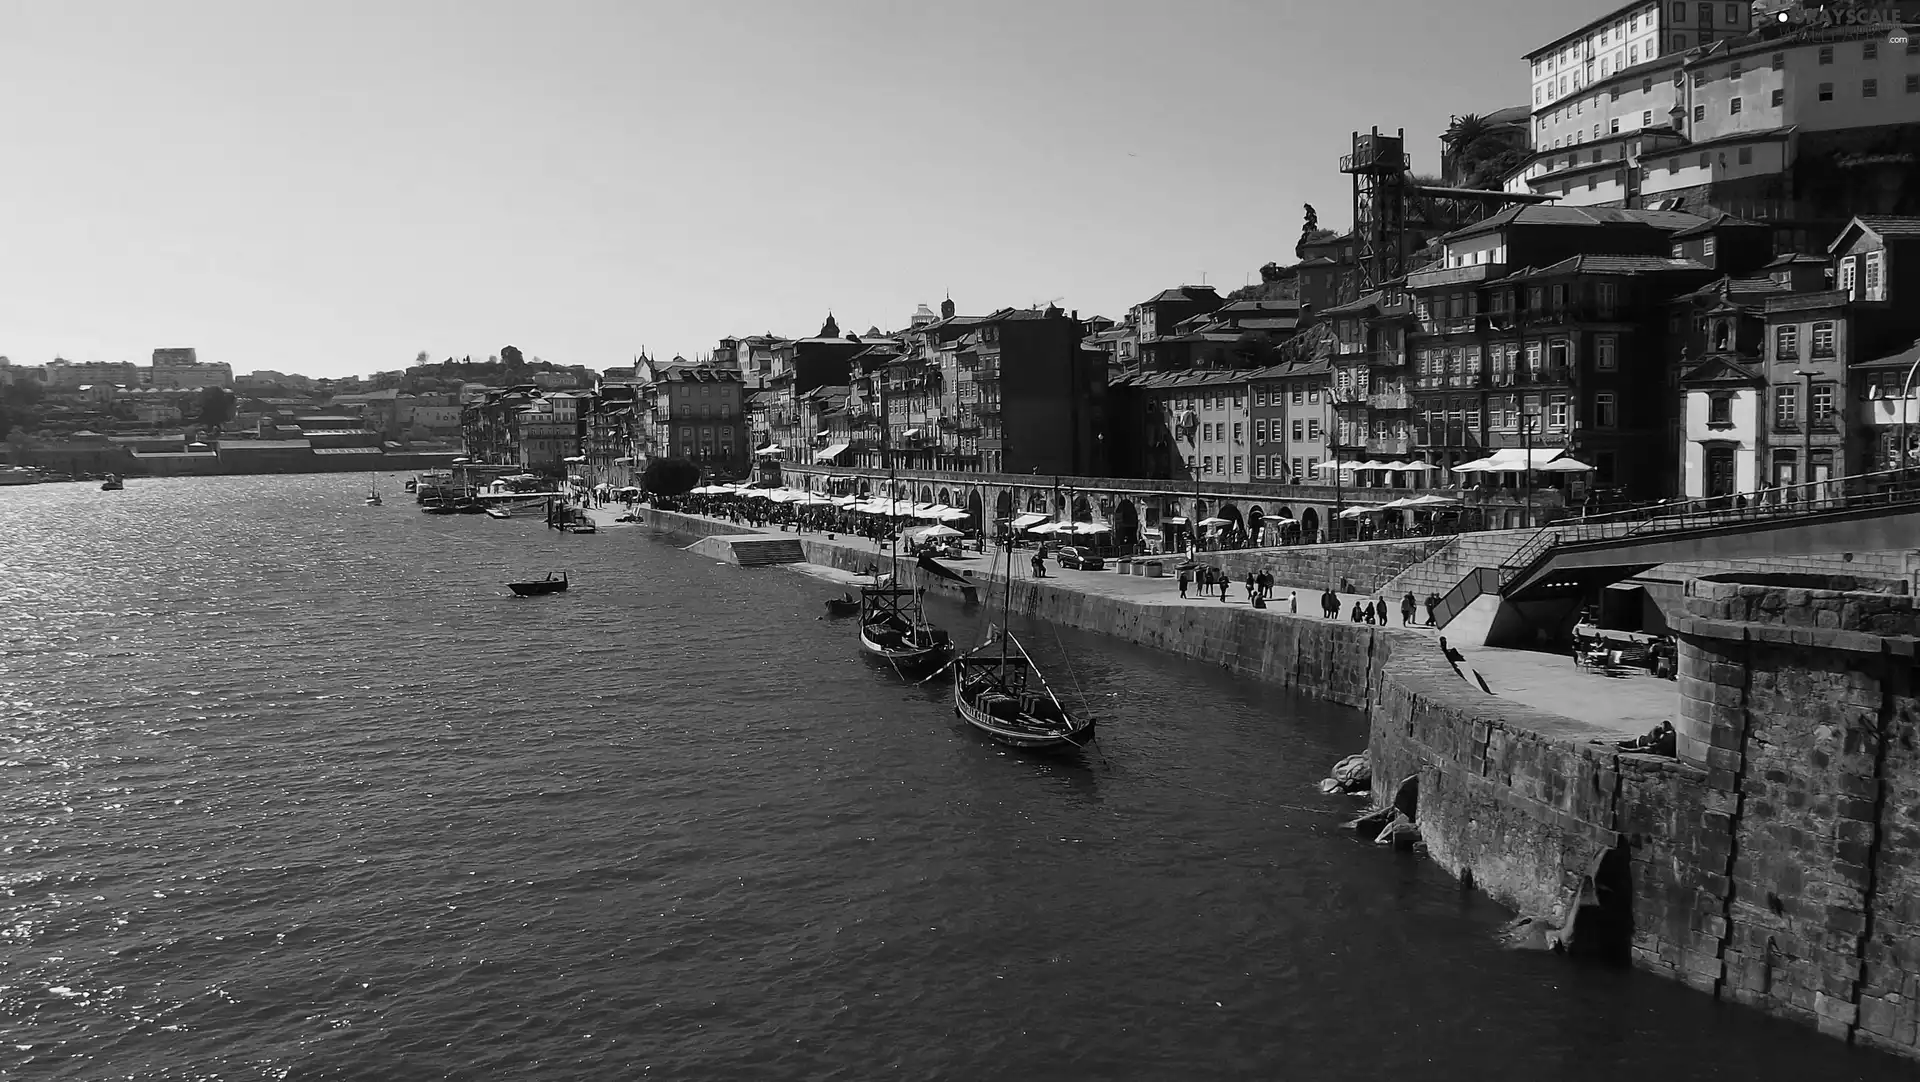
1406, 493, 1459, 505
816, 442, 851, 461
1455, 448, 1568, 473
1391, 461, 1442, 472
1065, 521, 1110, 534
936, 509, 970, 522
1027, 521, 1067, 534
916, 524, 963, 539
1339, 505, 1388, 518
1536, 457, 1596, 472
1162, 516, 1190, 526
1196, 516, 1231, 527
1010, 512, 1050, 529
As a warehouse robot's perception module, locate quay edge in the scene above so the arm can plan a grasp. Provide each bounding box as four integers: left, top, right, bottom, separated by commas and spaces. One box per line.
631, 504, 1920, 1060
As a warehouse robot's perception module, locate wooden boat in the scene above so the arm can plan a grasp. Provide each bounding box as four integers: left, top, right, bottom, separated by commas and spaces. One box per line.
422, 502, 460, 516
508, 572, 569, 597
562, 520, 597, 534
485, 506, 512, 519
824, 593, 862, 617
365, 472, 382, 506
951, 546, 1095, 750
100, 474, 124, 491
858, 592, 954, 678
455, 500, 486, 515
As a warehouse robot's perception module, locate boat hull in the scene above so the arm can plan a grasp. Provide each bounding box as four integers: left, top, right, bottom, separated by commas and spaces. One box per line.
858, 625, 953, 677
825, 598, 862, 617
507, 582, 568, 596
953, 685, 1095, 749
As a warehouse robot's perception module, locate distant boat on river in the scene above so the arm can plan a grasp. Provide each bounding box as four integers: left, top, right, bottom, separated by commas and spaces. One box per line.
508, 572, 569, 597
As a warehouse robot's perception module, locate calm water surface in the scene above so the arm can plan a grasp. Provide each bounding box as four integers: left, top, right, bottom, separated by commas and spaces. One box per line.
0, 475, 1909, 1080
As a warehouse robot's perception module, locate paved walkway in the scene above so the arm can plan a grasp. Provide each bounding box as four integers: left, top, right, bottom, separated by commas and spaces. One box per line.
596, 503, 1672, 739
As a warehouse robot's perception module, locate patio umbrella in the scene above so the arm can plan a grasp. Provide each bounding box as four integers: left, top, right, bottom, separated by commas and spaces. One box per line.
1027, 521, 1066, 534
1406, 493, 1460, 506
917, 524, 963, 539
936, 508, 971, 522
1067, 522, 1110, 535
1196, 516, 1231, 527
1380, 497, 1417, 509
1536, 457, 1596, 472
1339, 505, 1387, 519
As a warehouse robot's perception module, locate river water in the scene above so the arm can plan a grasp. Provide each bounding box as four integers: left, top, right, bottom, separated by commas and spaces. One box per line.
0, 475, 1908, 1080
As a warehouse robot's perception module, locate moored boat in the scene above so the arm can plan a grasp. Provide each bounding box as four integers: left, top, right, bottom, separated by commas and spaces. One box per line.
953, 631, 1095, 750
858, 589, 955, 678
100, 473, 124, 491
508, 572, 569, 597
0, 466, 47, 486
825, 594, 861, 617
485, 506, 512, 519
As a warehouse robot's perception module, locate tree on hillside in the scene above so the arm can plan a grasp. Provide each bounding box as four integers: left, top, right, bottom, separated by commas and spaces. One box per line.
195, 386, 236, 432
642, 457, 700, 497
415, 350, 430, 365
501, 346, 524, 368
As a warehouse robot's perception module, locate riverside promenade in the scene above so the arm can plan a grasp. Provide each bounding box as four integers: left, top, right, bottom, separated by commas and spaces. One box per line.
588, 503, 1670, 740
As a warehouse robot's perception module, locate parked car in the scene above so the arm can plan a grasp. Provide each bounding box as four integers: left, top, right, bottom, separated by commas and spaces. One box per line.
1056, 545, 1105, 571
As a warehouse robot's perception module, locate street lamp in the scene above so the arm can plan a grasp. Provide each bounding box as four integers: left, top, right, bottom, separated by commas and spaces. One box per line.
1520, 408, 1539, 528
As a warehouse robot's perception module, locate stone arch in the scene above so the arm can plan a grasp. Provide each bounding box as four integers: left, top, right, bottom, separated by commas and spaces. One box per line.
1392, 775, 1418, 819
967, 489, 983, 527
1027, 490, 1047, 512
1565, 840, 1634, 965
995, 490, 1013, 523
938, 487, 951, 507
1247, 505, 1265, 545
1192, 498, 1208, 521
858, 479, 871, 495
1072, 494, 1092, 522
1301, 506, 1320, 538
1217, 502, 1243, 529
919, 485, 934, 503
1114, 499, 1139, 547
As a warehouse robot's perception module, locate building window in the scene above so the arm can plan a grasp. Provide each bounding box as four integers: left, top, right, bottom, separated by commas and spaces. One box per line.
1708, 393, 1732, 425
1864, 78, 1879, 98
1291, 387, 1303, 405
1232, 421, 1243, 443
1864, 42, 1878, 60
1812, 321, 1835, 357
1254, 418, 1268, 442
1775, 385, 1798, 427
1671, 1, 1684, 19
1307, 419, 1322, 440
1771, 88, 1785, 107
1909, 74, 1920, 94
1694, 104, 1706, 122
1819, 45, 1833, 64
1597, 335, 1617, 369
1233, 455, 1244, 475
1549, 395, 1569, 428
1610, 117, 1622, 133
1811, 383, 1835, 423
1293, 457, 1305, 479
1771, 51, 1783, 69
1866, 251, 1884, 300
1644, 109, 1653, 125
1775, 325, 1798, 358
1308, 387, 1321, 403
1292, 419, 1303, 440
1840, 256, 1857, 296
1818, 81, 1835, 101
1730, 97, 1742, 114
1254, 455, 1268, 478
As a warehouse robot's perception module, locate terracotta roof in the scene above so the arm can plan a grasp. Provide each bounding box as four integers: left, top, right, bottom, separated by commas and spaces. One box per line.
1857, 217, 1920, 239
1443, 205, 1707, 242
1496, 255, 1710, 280
1669, 212, 1767, 239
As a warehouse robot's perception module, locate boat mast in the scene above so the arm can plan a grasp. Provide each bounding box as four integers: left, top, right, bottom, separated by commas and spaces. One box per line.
999, 523, 1012, 672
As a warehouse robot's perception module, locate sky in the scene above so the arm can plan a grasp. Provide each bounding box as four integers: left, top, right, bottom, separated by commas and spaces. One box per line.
0, 0, 1608, 378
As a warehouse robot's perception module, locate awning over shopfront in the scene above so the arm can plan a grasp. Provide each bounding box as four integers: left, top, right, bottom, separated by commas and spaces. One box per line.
1454, 448, 1568, 473
817, 442, 851, 461
1010, 512, 1049, 528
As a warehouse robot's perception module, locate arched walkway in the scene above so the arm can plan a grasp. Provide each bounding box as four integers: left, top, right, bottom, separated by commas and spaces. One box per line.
1247, 506, 1264, 545
1301, 506, 1320, 539
858, 480, 871, 495
1071, 495, 1092, 522
1114, 499, 1139, 547
1027, 490, 1047, 512
938, 487, 951, 507
968, 489, 984, 528
919, 485, 934, 504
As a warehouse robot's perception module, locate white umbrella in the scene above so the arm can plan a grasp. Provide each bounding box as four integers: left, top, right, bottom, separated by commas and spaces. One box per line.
1451, 458, 1497, 474
917, 524, 963, 539
1067, 521, 1110, 535
936, 508, 970, 522
1537, 457, 1596, 472
1406, 493, 1460, 506
1393, 461, 1442, 472
1027, 521, 1066, 534
1339, 505, 1387, 518
1380, 497, 1417, 509
1196, 516, 1231, 527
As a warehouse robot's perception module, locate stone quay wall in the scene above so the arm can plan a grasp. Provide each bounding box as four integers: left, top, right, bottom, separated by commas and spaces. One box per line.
635, 505, 1920, 1059
1181, 538, 1450, 596
1665, 574, 1920, 1054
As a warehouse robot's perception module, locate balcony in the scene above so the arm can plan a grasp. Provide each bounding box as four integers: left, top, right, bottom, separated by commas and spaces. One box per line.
1367, 435, 1412, 455
1368, 390, 1412, 409
1368, 350, 1406, 368
1330, 386, 1366, 404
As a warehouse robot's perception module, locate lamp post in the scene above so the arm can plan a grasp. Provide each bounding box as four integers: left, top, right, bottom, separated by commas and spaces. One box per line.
1794, 368, 1814, 502
1520, 409, 1536, 528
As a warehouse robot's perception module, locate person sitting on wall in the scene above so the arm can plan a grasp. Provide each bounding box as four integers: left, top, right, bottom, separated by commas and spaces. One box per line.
1615, 720, 1676, 756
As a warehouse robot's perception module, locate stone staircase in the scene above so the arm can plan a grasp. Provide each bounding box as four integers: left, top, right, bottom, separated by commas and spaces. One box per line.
726, 537, 806, 567
1377, 529, 1541, 601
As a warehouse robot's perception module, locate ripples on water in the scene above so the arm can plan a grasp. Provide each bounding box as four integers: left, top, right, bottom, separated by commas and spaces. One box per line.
0, 476, 1909, 1080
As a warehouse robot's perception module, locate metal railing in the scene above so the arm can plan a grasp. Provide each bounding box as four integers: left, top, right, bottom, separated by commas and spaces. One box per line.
1431, 464, 1920, 629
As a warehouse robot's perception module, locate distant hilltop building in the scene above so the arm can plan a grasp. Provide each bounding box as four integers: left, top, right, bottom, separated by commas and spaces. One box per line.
147, 348, 232, 389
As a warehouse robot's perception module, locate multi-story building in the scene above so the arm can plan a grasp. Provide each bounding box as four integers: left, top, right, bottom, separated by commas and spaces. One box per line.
1767, 215, 1920, 482
1512, 13, 1917, 232
971, 305, 1101, 476
1129, 286, 1224, 370
582, 380, 644, 488
460, 386, 541, 465
41, 359, 141, 390
1323, 286, 1418, 490
642, 363, 747, 480
1669, 270, 1782, 497
1401, 204, 1756, 499
148, 349, 233, 389
1527, 0, 1750, 146
800, 384, 849, 465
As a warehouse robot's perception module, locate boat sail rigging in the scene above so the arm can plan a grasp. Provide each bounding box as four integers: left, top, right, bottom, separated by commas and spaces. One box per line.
952, 540, 1096, 749
857, 420, 954, 679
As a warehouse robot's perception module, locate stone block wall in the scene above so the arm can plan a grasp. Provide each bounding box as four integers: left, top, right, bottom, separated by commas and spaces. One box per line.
1188, 538, 1448, 595
1666, 572, 1920, 1055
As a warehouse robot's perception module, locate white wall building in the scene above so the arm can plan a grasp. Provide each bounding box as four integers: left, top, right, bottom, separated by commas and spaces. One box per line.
1680, 359, 1764, 497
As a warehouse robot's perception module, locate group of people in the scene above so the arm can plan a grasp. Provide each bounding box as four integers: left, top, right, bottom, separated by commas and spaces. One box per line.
1177, 565, 1282, 605
1316, 589, 1444, 627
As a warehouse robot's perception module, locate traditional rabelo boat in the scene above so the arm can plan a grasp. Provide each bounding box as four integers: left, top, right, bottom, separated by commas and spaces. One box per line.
824, 593, 861, 617
508, 572, 569, 597
952, 548, 1096, 750
857, 436, 955, 679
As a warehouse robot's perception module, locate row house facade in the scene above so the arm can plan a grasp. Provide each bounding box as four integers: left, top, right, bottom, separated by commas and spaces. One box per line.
1108, 361, 1334, 487
642, 364, 748, 480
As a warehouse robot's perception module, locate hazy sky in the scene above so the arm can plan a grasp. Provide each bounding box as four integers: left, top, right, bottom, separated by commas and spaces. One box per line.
0, 0, 1604, 378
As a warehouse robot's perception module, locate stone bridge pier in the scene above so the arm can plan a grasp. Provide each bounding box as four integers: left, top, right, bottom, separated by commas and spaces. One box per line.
1669, 573, 1920, 1054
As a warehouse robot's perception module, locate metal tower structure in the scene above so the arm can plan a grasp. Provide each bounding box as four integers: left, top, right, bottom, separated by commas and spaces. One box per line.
1341, 128, 1410, 295
1341, 126, 1555, 294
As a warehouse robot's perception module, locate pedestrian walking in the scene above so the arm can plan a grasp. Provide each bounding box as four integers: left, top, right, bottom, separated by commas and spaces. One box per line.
1220, 574, 1232, 603
1424, 592, 1440, 626
1375, 597, 1388, 625
1178, 568, 1190, 598
1288, 590, 1298, 614
1245, 571, 1257, 602
1401, 592, 1417, 626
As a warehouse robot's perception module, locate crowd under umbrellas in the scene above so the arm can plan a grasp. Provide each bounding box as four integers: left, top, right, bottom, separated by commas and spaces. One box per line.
659, 482, 977, 541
